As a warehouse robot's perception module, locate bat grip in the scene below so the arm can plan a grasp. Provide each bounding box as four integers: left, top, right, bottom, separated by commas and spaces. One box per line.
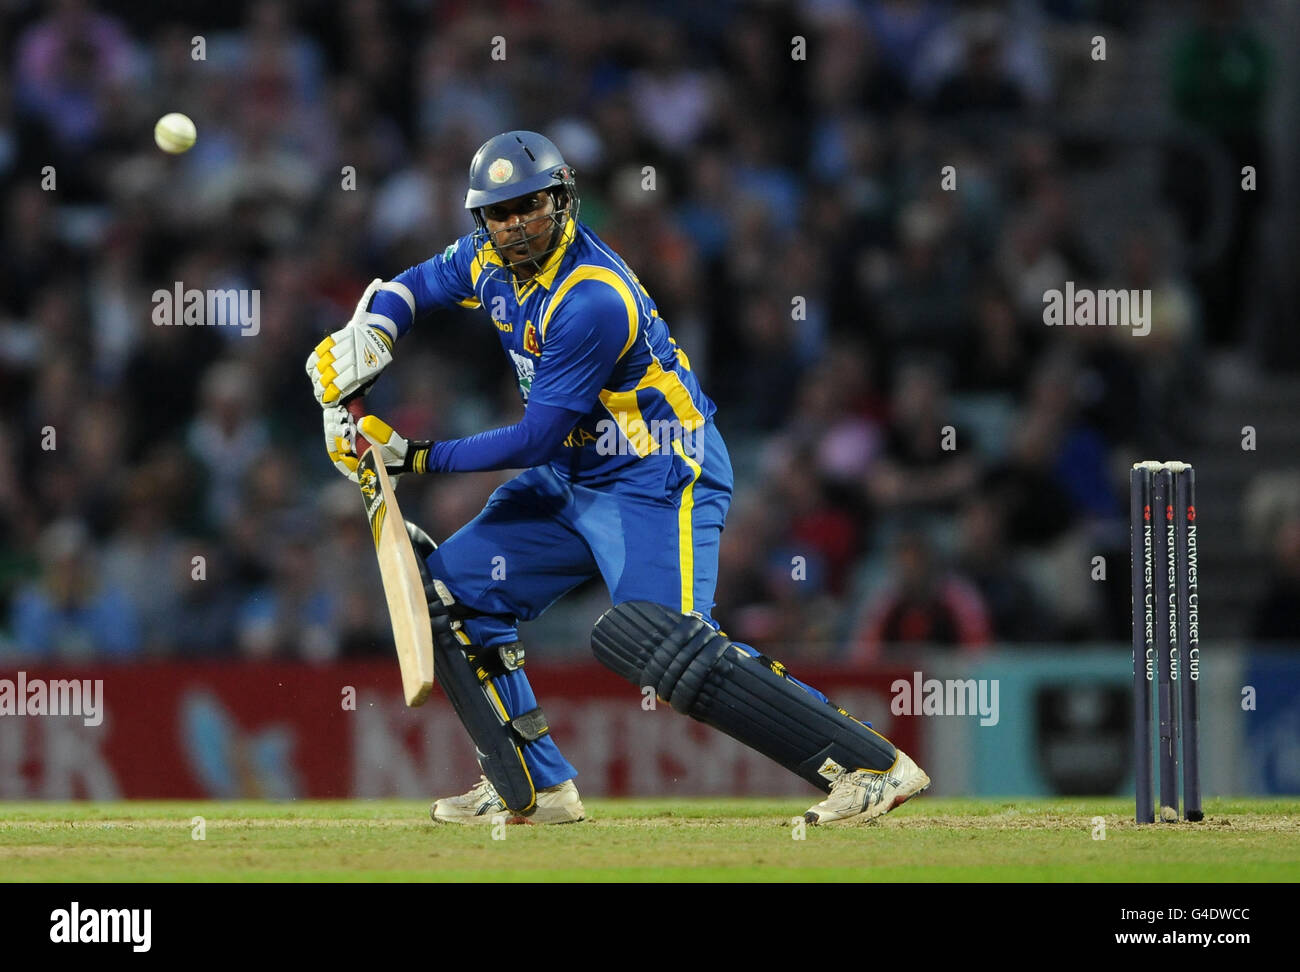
346, 397, 371, 454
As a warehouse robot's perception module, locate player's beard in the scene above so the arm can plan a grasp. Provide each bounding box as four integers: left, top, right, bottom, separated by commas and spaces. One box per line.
499, 217, 564, 279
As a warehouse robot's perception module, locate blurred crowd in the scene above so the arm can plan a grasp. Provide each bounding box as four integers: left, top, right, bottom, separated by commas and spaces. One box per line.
0, 0, 1286, 663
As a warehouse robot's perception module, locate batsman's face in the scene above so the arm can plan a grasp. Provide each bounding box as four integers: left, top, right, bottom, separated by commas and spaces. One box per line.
484, 191, 556, 276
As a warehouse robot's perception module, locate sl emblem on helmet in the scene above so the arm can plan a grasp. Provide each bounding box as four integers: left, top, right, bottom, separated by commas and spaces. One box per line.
488, 158, 514, 183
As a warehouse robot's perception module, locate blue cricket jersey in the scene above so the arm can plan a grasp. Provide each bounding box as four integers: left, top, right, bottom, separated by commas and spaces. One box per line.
368, 218, 716, 491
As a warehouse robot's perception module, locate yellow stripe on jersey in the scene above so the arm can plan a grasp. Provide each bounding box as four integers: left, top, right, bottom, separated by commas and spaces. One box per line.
672, 439, 703, 613
599, 387, 656, 457
539, 265, 638, 358
598, 357, 707, 457
669, 337, 692, 371
654, 358, 705, 429
470, 244, 504, 290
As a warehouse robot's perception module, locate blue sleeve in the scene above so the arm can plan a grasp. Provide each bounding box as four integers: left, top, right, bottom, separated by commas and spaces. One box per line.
427, 402, 584, 472
368, 235, 483, 339
527, 279, 636, 412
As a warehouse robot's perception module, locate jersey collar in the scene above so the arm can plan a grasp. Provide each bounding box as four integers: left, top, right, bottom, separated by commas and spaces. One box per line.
530, 216, 577, 292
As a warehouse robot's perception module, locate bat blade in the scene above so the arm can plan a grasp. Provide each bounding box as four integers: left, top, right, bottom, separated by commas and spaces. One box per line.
356, 442, 435, 706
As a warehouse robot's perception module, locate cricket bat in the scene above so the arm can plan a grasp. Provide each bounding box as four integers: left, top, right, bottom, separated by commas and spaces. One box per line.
347, 398, 436, 706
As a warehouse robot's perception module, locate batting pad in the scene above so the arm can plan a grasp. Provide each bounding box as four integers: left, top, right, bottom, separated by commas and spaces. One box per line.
592, 601, 897, 792
427, 581, 543, 815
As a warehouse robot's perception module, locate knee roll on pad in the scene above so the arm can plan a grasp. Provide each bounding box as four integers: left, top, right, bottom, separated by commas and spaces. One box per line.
592, 601, 897, 792
427, 579, 545, 814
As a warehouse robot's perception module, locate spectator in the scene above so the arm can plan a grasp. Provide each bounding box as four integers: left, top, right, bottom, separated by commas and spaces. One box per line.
236, 532, 335, 660
927, 13, 1031, 118
956, 284, 1031, 397
99, 473, 189, 655
1252, 517, 1300, 643
1165, 0, 1271, 345
866, 360, 981, 514
14, 0, 139, 153
955, 495, 1042, 641
8, 519, 141, 660
848, 529, 991, 663
186, 361, 270, 532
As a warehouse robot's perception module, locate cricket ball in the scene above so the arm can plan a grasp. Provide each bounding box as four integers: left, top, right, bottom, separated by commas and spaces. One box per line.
154, 112, 197, 154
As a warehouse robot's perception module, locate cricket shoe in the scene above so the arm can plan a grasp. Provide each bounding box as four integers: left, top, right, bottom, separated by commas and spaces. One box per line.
430, 776, 585, 825
803, 750, 930, 825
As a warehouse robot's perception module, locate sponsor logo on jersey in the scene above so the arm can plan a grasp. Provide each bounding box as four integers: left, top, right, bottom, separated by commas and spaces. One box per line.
508, 350, 535, 402
562, 427, 599, 448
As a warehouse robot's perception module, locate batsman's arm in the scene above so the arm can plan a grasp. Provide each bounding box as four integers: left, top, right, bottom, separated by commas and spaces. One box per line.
306, 235, 481, 407
371, 236, 484, 340
348, 277, 623, 474
334, 398, 582, 479
416, 403, 582, 472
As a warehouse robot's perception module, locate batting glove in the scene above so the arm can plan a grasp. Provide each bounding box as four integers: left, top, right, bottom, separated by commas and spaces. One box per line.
322, 406, 430, 483
356, 414, 432, 479
306, 278, 395, 406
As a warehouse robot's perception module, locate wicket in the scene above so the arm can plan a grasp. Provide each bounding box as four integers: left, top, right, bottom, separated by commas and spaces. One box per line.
1130, 460, 1202, 823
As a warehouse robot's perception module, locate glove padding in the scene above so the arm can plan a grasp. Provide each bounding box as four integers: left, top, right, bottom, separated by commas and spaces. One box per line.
322, 406, 430, 484
306, 278, 395, 406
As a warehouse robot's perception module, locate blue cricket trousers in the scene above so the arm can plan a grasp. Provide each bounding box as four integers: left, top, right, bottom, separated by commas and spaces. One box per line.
424, 422, 828, 787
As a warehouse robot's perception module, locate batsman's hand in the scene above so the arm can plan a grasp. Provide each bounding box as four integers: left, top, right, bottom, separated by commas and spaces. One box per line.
306, 278, 394, 406
322, 405, 430, 484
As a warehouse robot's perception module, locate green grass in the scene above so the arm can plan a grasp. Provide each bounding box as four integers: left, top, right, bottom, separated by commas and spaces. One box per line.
1, 797, 1297, 882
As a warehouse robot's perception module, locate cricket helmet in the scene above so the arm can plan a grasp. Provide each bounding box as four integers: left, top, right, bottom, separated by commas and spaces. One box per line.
465, 131, 579, 277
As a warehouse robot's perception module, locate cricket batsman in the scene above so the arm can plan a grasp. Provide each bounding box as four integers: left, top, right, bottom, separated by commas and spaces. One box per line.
306, 131, 930, 825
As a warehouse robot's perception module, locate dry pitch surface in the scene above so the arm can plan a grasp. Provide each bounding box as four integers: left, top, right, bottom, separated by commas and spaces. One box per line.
1, 797, 1297, 882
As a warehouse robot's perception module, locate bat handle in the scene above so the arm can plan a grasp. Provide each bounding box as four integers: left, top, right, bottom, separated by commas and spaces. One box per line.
346, 396, 371, 454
